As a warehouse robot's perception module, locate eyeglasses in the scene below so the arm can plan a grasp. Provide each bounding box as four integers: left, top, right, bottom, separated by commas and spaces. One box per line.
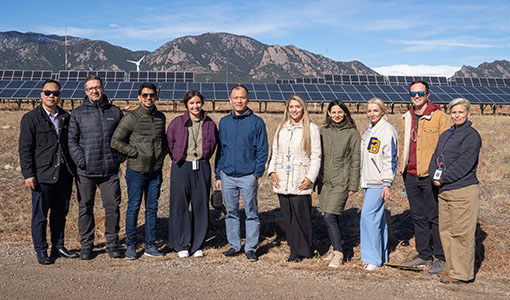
42, 90, 61, 97
85, 86, 102, 92
410, 91, 426, 97
141, 93, 156, 99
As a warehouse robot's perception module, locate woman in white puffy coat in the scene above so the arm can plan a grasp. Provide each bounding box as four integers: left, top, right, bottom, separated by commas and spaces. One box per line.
267, 94, 321, 262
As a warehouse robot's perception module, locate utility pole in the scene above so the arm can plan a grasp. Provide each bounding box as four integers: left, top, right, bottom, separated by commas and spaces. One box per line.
65, 25, 68, 71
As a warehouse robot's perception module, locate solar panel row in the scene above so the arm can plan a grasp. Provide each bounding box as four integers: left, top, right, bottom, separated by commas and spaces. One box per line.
0, 70, 53, 81
58, 71, 126, 82
55, 71, 195, 82
453, 77, 510, 87
128, 71, 194, 82
2, 80, 509, 105
279, 75, 451, 86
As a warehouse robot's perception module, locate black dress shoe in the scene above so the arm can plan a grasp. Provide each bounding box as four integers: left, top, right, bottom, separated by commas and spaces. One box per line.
222, 247, 241, 257
51, 247, 79, 259
287, 253, 302, 263
37, 252, 52, 265
106, 247, 123, 258
246, 251, 258, 262
80, 248, 93, 260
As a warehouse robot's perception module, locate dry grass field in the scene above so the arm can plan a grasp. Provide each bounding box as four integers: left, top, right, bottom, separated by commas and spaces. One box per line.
0, 101, 509, 299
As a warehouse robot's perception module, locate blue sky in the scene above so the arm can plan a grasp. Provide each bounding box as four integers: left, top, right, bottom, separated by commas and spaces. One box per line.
2, 0, 510, 76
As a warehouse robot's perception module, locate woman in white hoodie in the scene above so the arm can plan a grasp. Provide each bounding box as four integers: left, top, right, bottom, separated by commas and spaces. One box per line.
360, 98, 398, 271
267, 94, 321, 262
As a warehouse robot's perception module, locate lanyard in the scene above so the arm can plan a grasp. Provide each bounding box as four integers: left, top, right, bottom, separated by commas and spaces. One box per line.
190, 119, 201, 158
286, 125, 297, 161
437, 127, 455, 169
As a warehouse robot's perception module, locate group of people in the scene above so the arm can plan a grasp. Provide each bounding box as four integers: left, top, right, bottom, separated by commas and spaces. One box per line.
19, 77, 481, 284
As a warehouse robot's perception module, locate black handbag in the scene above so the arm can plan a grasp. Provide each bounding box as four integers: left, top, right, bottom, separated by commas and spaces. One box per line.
210, 190, 226, 214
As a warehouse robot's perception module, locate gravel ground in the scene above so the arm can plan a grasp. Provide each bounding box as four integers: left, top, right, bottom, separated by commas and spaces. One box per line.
1, 241, 508, 300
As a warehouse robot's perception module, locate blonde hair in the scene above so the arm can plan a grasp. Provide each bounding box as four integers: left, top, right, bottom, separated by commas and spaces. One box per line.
275, 94, 312, 157
448, 98, 471, 112
366, 97, 388, 120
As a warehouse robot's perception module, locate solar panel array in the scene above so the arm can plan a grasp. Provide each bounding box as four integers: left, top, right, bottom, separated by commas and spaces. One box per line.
280, 75, 449, 86
2, 80, 510, 105
58, 71, 126, 82
453, 77, 510, 87
0, 70, 53, 81
128, 71, 194, 82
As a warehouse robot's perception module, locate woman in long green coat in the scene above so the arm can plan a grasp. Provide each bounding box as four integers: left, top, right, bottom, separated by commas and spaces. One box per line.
318, 100, 361, 268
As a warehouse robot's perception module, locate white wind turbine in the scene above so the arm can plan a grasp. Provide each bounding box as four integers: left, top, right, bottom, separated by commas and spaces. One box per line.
127, 55, 145, 72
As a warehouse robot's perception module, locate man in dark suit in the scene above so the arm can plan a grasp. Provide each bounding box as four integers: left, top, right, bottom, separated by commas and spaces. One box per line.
19, 79, 78, 265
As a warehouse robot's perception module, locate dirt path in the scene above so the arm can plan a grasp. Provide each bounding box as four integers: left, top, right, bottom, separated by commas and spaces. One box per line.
1, 242, 508, 300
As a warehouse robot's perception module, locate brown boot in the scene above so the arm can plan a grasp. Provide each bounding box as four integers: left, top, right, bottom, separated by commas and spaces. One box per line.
328, 251, 344, 268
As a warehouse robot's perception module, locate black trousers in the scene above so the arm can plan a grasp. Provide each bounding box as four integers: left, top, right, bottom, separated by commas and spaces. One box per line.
31, 167, 73, 254
169, 161, 211, 253
324, 213, 343, 252
404, 174, 444, 260
75, 174, 121, 249
278, 194, 313, 258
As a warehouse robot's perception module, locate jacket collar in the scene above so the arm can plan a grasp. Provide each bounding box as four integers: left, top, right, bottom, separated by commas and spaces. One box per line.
410, 100, 440, 117
370, 118, 387, 131
37, 104, 65, 119
231, 108, 252, 119
329, 120, 353, 130
283, 120, 303, 129
83, 95, 109, 107
137, 104, 158, 115
182, 110, 207, 124
452, 120, 472, 132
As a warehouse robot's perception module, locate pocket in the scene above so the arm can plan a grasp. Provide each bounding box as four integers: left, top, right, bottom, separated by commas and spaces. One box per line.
423, 127, 439, 134
293, 157, 310, 187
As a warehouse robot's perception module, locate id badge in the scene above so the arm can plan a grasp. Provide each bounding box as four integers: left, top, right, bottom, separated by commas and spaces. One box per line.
433, 169, 442, 180
192, 159, 199, 171
285, 161, 292, 172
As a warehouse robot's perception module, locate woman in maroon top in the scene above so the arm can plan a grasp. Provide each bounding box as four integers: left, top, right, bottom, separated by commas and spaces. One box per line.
167, 90, 218, 258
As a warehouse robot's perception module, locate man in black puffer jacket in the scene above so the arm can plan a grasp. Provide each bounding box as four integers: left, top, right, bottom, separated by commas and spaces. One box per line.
68, 75, 124, 260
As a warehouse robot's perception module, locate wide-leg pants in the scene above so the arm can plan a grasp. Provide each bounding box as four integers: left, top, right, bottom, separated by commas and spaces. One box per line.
278, 194, 313, 258
438, 184, 480, 281
169, 161, 210, 253
360, 188, 388, 267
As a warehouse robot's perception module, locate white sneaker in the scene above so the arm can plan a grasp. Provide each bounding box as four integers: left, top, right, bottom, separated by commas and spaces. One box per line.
178, 250, 189, 258
193, 250, 204, 257
363, 263, 379, 271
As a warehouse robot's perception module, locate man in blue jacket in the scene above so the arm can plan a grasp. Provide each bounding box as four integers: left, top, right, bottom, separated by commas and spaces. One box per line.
215, 85, 268, 261
68, 75, 124, 260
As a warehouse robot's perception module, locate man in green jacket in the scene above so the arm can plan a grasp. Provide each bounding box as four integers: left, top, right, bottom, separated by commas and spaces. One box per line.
111, 82, 168, 260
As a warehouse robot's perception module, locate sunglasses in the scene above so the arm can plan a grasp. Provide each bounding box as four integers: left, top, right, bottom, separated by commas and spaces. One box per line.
42, 90, 61, 97
141, 93, 156, 99
410, 91, 426, 97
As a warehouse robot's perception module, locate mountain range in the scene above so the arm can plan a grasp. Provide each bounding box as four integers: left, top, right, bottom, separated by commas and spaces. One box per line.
1, 31, 509, 82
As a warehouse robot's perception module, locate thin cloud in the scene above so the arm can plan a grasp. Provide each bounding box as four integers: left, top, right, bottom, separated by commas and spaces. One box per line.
373, 64, 460, 77
360, 19, 419, 31
392, 39, 493, 52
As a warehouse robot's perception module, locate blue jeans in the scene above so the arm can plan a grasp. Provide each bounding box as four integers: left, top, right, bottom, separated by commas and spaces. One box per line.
360, 188, 388, 267
221, 171, 259, 252
125, 168, 162, 247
